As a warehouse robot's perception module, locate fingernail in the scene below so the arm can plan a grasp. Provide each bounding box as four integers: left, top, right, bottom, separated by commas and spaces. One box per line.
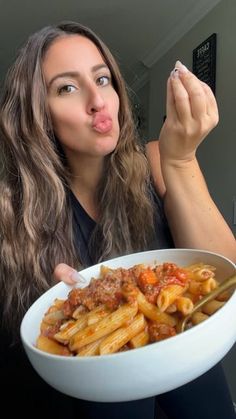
174, 60, 188, 73
171, 68, 179, 78
70, 271, 87, 284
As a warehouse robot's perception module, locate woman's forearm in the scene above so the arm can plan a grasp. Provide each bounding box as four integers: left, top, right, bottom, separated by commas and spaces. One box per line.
162, 158, 236, 262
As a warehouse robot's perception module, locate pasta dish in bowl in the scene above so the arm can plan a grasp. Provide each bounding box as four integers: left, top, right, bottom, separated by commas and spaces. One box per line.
20, 248, 236, 402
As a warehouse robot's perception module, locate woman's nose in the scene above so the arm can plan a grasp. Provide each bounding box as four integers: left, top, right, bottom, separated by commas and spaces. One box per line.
86, 85, 105, 114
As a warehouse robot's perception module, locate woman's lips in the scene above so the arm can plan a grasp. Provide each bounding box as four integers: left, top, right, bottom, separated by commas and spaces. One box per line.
92, 113, 113, 134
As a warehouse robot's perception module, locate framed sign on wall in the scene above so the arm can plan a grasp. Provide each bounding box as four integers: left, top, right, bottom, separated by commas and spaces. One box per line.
192, 33, 217, 94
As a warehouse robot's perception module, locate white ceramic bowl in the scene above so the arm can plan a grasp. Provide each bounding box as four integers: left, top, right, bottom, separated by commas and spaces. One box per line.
20, 249, 236, 402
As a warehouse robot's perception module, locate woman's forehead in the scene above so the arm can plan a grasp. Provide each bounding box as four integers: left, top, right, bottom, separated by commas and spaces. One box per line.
43, 35, 105, 72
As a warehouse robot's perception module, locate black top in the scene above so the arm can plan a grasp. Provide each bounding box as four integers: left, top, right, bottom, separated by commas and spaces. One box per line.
70, 187, 174, 267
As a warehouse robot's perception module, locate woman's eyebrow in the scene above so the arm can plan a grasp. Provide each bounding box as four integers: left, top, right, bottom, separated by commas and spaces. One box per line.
48, 71, 78, 88
48, 64, 109, 88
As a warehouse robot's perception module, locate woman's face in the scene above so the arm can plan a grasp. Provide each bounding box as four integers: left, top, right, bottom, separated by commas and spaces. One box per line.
43, 35, 120, 158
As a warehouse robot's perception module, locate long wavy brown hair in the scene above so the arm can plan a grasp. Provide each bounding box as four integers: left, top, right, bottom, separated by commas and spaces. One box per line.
0, 21, 155, 337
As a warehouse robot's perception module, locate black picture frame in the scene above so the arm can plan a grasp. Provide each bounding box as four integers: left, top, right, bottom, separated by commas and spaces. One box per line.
192, 33, 217, 94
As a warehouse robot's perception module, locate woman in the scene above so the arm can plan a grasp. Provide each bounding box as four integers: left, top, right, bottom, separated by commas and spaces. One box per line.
0, 21, 235, 419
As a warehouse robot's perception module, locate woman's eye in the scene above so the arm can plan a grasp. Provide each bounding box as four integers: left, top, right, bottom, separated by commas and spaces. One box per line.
58, 85, 76, 95
97, 76, 110, 86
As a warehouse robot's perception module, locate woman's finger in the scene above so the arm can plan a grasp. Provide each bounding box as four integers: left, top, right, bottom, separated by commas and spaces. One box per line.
201, 81, 219, 123
166, 77, 178, 121
170, 71, 192, 122
53, 263, 78, 285
178, 70, 207, 120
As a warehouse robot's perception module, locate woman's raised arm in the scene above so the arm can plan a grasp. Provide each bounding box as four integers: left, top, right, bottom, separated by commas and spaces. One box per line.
157, 61, 236, 262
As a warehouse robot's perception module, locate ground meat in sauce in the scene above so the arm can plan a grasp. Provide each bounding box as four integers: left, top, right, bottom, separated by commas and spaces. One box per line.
41, 320, 64, 339
64, 268, 137, 315
148, 322, 176, 342
63, 263, 189, 316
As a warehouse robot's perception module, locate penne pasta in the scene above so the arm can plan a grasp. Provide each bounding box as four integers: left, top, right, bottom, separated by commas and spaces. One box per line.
136, 290, 177, 326
72, 305, 88, 319
188, 280, 202, 295
36, 260, 230, 357
54, 314, 88, 343
192, 267, 215, 281
157, 284, 187, 312
191, 311, 209, 325
202, 300, 225, 315
43, 309, 67, 325
69, 302, 138, 351
87, 304, 112, 325
76, 337, 105, 356
175, 296, 194, 316
200, 278, 218, 294
99, 313, 146, 355
36, 335, 72, 356
165, 303, 177, 314
185, 263, 215, 274
129, 329, 150, 349
53, 298, 66, 309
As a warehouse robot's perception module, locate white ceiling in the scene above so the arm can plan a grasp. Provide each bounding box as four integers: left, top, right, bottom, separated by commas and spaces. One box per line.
0, 0, 221, 88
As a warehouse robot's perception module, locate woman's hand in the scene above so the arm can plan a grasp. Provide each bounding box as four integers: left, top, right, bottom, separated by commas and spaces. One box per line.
159, 61, 219, 164
157, 61, 236, 262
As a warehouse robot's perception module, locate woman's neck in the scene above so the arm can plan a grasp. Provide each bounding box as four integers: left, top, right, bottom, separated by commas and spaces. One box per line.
67, 152, 104, 221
